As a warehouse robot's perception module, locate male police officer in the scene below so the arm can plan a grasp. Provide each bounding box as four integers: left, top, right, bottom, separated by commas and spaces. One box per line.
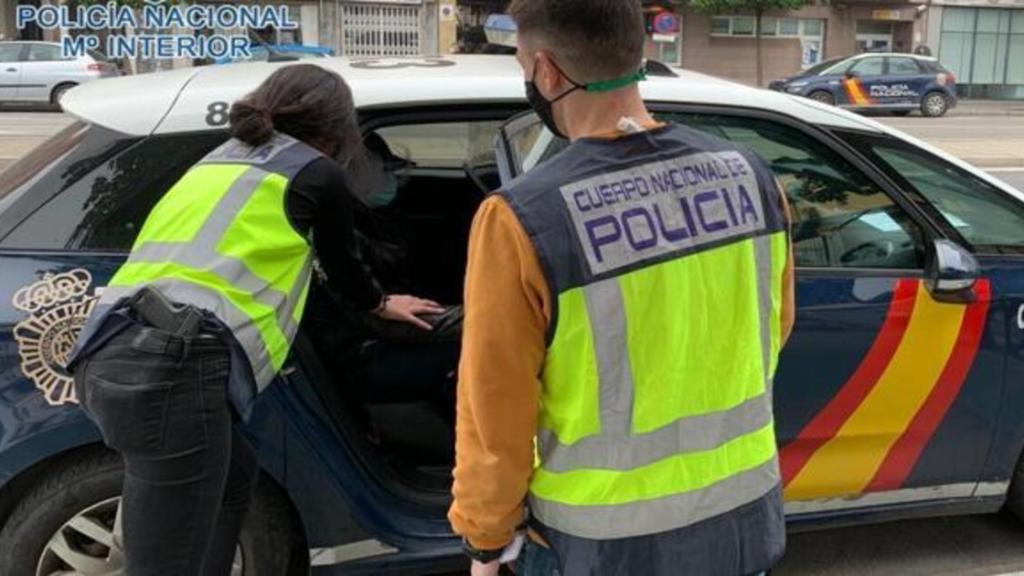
449, 1, 796, 575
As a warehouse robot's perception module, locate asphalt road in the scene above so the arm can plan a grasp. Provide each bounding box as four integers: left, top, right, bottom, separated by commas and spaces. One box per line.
3, 109, 1024, 575
877, 113, 1024, 144
992, 169, 1024, 192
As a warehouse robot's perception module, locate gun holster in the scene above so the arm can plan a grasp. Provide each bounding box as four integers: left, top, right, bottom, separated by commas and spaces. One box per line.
127, 286, 203, 339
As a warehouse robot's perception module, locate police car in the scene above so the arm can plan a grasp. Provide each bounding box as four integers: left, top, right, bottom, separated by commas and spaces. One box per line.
0, 55, 1022, 575
769, 53, 958, 117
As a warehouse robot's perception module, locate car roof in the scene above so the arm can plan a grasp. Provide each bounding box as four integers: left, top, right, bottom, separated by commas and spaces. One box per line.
59, 54, 1019, 202
63, 54, 886, 136
846, 52, 938, 61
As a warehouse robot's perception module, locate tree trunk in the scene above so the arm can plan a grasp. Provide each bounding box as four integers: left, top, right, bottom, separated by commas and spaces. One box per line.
755, 8, 764, 87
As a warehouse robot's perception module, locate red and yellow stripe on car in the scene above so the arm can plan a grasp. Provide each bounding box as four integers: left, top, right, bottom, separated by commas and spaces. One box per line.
781, 279, 991, 500
843, 77, 873, 107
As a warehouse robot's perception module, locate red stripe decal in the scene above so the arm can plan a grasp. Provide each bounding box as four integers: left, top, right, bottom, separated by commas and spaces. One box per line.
780, 279, 920, 485
864, 279, 991, 491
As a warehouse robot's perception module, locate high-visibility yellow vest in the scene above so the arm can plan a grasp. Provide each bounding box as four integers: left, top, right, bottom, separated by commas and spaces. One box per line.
498, 124, 788, 539
99, 133, 321, 391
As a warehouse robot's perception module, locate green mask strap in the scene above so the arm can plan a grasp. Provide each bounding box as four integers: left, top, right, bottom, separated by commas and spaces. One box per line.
584, 68, 649, 93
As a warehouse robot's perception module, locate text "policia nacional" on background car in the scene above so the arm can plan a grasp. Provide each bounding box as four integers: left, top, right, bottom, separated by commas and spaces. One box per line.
0, 55, 1022, 575
770, 52, 958, 117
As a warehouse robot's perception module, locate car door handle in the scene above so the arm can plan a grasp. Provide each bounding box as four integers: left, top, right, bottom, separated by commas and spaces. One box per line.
5, 68, 16, 72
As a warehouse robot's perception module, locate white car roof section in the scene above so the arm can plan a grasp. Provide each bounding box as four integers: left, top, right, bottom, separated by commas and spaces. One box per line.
62, 55, 882, 137
61, 66, 200, 136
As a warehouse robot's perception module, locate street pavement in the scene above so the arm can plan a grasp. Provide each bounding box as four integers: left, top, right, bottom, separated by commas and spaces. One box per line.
3, 108, 1024, 575
876, 112, 1024, 168
991, 169, 1024, 193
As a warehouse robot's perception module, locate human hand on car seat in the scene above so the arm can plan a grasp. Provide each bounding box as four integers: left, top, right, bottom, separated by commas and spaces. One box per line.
374, 294, 445, 330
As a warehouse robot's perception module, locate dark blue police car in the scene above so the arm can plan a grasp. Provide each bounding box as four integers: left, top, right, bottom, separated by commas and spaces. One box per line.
0, 56, 1023, 575
770, 53, 958, 117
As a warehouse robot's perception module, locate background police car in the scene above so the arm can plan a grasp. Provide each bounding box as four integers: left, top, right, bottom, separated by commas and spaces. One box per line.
770, 52, 958, 118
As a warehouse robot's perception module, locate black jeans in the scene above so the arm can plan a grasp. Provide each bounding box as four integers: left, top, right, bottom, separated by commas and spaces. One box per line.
74, 321, 259, 576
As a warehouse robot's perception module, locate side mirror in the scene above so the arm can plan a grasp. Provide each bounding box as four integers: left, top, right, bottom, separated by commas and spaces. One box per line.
924, 239, 978, 303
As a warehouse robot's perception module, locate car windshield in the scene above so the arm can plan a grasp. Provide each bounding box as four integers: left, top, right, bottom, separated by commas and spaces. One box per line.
804, 57, 846, 76
821, 58, 855, 76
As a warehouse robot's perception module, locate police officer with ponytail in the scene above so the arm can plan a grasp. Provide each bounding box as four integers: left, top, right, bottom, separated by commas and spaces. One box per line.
449, 1, 796, 575
68, 64, 441, 575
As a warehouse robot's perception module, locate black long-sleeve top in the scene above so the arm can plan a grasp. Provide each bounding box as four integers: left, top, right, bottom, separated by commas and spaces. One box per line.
286, 157, 384, 311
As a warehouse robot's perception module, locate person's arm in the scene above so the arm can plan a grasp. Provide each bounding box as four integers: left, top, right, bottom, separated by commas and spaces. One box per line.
778, 179, 796, 346
449, 196, 551, 559
287, 158, 442, 327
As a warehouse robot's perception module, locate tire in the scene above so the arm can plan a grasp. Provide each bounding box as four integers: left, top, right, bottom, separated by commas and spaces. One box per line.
921, 92, 949, 118
0, 448, 304, 575
50, 83, 77, 108
1006, 451, 1024, 520
807, 90, 835, 106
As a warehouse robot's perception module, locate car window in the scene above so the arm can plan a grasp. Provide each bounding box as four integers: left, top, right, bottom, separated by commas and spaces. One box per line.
660, 113, 925, 269
375, 121, 503, 169
850, 57, 885, 75
804, 57, 845, 76
851, 136, 1024, 248
2, 132, 228, 251
0, 44, 22, 63
888, 57, 923, 75
26, 44, 63, 62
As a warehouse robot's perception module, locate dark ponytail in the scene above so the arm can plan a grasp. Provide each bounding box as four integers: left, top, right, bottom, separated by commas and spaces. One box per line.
228, 100, 275, 147
228, 64, 363, 167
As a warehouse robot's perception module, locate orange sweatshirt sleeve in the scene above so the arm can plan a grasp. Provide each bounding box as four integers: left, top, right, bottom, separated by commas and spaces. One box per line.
448, 195, 552, 551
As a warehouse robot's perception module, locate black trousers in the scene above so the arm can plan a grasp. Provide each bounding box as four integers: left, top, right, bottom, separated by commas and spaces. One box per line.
73, 321, 259, 576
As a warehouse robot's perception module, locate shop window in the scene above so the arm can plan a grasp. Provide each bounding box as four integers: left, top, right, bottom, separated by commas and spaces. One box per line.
801, 19, 823, 37
713, 16, 824, 40
733, 17, 755, 36
711, 17, 731, 35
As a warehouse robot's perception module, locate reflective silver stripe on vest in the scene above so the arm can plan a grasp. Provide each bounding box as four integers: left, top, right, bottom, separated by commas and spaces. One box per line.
584, 278, 634, 438
753, 234, 775, 389
529, 457, 780, 540
538, 392, 773, 473
126, 240, 300, 340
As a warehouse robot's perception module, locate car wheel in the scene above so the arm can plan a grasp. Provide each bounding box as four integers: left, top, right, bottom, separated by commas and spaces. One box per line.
921, 92, 949, 118
1006, 450, 1024, 521
808, 90, 835, 106
0, 448, 301, 575
50, 83, 77, 108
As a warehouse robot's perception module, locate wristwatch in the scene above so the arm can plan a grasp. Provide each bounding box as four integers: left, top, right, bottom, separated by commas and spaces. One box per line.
461, 538, 504, 564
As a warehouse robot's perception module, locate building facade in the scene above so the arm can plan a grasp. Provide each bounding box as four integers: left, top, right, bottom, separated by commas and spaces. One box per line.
642, 0, 1024, 98
0, 0, 459, 71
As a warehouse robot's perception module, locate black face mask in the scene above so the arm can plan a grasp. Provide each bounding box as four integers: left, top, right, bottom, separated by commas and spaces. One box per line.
524, 64, 583, 140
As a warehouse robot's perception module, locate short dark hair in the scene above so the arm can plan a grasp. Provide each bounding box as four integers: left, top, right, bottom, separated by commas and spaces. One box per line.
509, 0, 645, 83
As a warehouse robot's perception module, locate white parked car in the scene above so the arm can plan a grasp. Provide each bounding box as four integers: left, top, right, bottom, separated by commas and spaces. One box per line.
0, 41, 120, 106
1, 55, 1024, 575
